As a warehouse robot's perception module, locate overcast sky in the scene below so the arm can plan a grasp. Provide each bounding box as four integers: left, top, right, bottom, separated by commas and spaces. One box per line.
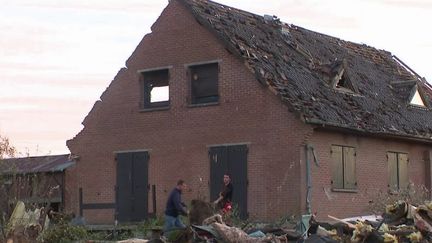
1, 0, 431, 156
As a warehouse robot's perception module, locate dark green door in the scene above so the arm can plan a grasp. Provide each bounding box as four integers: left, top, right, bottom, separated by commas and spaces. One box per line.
209, 145, 248, 219
116, 151, 149, 222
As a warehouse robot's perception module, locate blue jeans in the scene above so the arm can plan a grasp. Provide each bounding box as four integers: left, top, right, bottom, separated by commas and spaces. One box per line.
163, 214, 186, 233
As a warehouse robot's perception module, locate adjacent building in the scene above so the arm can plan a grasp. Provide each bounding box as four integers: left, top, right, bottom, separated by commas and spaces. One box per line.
0, 154, 74, 212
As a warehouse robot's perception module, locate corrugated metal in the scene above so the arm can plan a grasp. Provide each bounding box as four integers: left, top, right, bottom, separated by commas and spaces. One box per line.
0, 154, 75, 175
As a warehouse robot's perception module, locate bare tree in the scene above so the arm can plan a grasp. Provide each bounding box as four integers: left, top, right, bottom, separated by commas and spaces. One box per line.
0, 134, 16, 239
0, 135, 16, 159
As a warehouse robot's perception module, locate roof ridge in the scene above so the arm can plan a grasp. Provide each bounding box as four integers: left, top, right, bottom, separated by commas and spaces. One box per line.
2, 154, 69, 161
184, 0, 391, 60
181, 0, 263, 19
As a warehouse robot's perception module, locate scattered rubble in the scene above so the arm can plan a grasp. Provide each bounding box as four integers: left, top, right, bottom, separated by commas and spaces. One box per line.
185, 200, 432, 242
5, 199, 432, 242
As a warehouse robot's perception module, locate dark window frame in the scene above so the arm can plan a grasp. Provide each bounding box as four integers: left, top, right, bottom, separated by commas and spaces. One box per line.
189, 62, 219, 105
140, 69, 170, 109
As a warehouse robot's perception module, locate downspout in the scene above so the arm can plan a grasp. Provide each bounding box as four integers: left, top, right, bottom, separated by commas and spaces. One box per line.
305, 144, 319, 215
61, 172, 65, 212
305, 145, 312, 214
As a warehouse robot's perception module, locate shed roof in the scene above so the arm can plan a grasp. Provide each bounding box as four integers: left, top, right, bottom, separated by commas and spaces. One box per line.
0, 154, 75, 175
180, 0, 432, 141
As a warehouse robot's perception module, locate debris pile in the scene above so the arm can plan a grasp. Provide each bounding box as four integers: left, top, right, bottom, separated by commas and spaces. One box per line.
192, 214, 293, 243
6, 200, 432, 242
306, 200, 432, 242
188, 200, 432, 242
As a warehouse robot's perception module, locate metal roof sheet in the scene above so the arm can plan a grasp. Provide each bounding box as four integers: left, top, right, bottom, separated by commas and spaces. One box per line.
0, 154, 75, 175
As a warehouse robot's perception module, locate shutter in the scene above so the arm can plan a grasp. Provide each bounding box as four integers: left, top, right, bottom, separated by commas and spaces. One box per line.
398, 153, 409, 190
425, 150, 432, 192
331, 146, 343, 189
387, 152, 398, 190
343, 147, 357, 189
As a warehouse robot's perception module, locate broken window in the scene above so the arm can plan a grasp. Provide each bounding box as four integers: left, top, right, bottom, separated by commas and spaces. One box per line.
317, 59, 357, 93
333, 69, 356, 92
331, 145, 356, 190
141, 69, 169, 109
410, 86, 426, 107
387, 152, 409, 191
190, 63, 219, 104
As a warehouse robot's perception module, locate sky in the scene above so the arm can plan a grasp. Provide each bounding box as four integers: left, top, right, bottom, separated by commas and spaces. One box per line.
0, 0, 431, 157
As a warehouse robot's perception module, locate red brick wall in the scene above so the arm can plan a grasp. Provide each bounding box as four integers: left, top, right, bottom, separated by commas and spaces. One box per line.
305, 130, 432, 220
66, 0, 311, 224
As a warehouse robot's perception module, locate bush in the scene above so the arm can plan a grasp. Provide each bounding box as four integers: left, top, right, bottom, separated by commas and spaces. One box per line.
38, 223, 88, 243
136, 216, 164, 238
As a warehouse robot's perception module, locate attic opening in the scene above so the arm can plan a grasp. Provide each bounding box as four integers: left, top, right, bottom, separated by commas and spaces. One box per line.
317, 59, 357, 93
141, 69, 170, 109
409, 85, 427, 107
333, 68, 355, 92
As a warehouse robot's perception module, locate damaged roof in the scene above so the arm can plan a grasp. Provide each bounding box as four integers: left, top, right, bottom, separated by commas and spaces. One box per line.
180, 0, 432, 141
0, 154, 75, 175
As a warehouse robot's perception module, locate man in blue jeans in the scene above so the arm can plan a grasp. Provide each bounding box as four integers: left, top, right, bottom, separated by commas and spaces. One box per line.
164, 179, 188, 233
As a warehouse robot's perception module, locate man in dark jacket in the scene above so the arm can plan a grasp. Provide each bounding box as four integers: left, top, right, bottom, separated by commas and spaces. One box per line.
163, 179, 188, 232
213, 173, 233, 213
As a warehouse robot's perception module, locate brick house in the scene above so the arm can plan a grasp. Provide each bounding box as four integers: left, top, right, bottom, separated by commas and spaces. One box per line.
66, 0, 432, 224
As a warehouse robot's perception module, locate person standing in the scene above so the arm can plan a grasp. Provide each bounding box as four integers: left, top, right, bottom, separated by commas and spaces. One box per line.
213, 173, 233, 214
164, 180, 188, 232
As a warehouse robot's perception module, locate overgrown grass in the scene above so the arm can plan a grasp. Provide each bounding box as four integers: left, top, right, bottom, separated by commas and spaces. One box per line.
136, 215, 164, 237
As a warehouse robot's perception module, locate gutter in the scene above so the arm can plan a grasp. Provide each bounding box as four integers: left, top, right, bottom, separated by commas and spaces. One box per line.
304, 118, 432, 145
